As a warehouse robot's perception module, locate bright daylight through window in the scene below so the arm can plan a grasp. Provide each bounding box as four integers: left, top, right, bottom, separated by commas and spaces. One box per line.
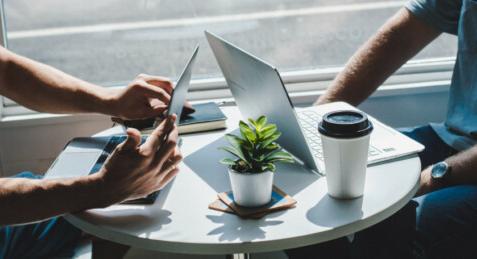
2, 0, 457, 113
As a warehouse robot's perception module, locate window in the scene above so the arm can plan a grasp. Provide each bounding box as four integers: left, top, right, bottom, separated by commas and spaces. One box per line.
1, 0, 457, 116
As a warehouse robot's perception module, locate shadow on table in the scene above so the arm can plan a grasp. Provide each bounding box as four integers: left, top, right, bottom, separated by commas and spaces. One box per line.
306, 195, 364, 227
206, 210, 285, 242
80, 208, 172, 238
184, 129, 319, 196
77, 178, 176, 238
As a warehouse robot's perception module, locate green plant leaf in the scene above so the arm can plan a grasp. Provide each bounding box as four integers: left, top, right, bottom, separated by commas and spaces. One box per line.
261, 163, 276, 172
218, 146, 249, 166
260, 132, 281, 148
224, 134, 254, 163
220, 158, 236, 166
221, 115, 294, 174
260, 124, 278, 140
243, 147, 254, 164
264, 150, 295, 163
257, 147, 277, 160
225, 134, 247, 151
230, 160, 251, 172
271, 157, 295, 164
247, 116, 267, 131
256, 116, 267, 128
239, 120, 256, 143
248, 118, 259, 130
257, 143, 280, 154
265, 143, 280, 150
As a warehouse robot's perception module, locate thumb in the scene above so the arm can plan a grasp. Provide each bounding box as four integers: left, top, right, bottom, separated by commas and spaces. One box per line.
150, 104, 167, 117
183, 101, 195, 115
122, 128, 141, 150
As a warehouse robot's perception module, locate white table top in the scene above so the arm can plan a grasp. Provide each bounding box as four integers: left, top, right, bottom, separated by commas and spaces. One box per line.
65, 106, 421, 255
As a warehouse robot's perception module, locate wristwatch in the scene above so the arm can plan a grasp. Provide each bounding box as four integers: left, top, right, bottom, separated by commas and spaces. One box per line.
431, 161, 451, 183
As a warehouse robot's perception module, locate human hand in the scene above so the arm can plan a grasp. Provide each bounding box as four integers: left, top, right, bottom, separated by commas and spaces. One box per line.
107, 74, 194, 120
415, 167, 441, 197
96, 115, 182, 205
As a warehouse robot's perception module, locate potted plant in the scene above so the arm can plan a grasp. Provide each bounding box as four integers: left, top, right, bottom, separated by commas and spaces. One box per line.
219, 116, 295, 207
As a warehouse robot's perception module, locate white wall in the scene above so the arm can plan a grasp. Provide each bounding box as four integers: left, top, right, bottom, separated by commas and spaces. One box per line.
0, 88, 449, 177
0, 115, 112, 176
359, 89, 449, 128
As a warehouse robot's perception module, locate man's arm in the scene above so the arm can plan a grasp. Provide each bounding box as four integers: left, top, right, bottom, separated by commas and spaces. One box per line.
0, 174, 106, 225
0, 46, 116, 115
0, 116, 182, 226
0, 46, 193, 119
315, 8, 441, 106
418, 144, 477, 195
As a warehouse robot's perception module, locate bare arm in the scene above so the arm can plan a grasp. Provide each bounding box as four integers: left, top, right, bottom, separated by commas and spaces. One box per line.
0, 46, 116, 115
0, 46, 195, 119
0, 117, 182, 226
316, 8, 441, 106
418, 144, 477, 196
0, 174, 105, 225
446, 147, 477, 186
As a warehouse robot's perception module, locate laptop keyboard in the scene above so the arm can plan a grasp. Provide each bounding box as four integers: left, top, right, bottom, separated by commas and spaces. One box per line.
297, 110, 382, 161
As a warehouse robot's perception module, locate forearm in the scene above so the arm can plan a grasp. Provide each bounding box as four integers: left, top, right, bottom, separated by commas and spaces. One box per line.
0, 174, 110, 226
317, 8, 440, 106
419, 144, 477, 196
0, 47, 115, 115
444, 145, 477, 186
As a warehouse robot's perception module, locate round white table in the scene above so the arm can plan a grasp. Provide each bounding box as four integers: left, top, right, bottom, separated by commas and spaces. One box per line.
65, 106, 421, 255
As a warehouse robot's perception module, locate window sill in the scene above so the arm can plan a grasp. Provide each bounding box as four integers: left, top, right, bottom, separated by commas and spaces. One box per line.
0, 113, 109, 128
0, 79, 450, 128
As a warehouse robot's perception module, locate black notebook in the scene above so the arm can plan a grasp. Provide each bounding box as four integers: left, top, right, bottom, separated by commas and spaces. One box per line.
115, 102, 227, 134
135, 102, 227, 134
175, 102, 227, 134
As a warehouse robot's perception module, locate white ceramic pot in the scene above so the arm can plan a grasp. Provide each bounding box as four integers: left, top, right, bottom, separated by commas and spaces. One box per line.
228, 168, 274, 207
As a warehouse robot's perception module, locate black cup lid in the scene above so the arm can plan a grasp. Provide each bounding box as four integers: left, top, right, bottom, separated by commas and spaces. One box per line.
318, 110, 373, 138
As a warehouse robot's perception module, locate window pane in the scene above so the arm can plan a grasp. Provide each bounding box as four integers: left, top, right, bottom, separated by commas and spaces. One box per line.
5, 0, 457, 87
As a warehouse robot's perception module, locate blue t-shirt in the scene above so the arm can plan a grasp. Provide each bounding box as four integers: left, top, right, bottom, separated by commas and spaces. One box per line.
406, 0, 477, 151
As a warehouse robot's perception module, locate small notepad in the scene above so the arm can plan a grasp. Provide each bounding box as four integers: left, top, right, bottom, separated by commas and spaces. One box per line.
209, 186, 296, 218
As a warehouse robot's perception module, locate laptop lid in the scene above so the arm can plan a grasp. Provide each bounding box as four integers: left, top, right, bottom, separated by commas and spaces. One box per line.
205, 31, 319, 172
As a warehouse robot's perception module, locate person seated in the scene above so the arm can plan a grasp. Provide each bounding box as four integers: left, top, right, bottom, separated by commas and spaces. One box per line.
287, 0, 477, 258
0, 45, 188, 258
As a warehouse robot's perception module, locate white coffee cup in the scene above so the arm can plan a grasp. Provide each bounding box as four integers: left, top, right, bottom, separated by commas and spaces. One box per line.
318, 110, 373, 199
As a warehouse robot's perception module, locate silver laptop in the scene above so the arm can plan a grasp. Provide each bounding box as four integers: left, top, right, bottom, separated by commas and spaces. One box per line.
205, 31, 424, 174
45, 45, 199, 182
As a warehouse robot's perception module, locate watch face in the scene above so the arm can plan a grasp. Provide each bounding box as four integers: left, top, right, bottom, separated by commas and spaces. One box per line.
431, 162, 448, 179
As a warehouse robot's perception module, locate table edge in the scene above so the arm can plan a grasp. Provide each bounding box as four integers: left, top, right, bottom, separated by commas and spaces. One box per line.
65, 156, 420, 255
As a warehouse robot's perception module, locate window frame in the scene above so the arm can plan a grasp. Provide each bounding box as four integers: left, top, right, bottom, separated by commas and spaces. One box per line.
0, 0, 6, 118
0, 0, 455, 121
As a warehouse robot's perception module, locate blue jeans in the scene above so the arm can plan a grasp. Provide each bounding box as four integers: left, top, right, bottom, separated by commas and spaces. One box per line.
0, 172, 82, 259
286, 125, 477, 259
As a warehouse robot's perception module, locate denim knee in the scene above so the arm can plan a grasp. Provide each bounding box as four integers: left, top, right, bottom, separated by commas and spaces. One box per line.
414, 185, 477, 258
